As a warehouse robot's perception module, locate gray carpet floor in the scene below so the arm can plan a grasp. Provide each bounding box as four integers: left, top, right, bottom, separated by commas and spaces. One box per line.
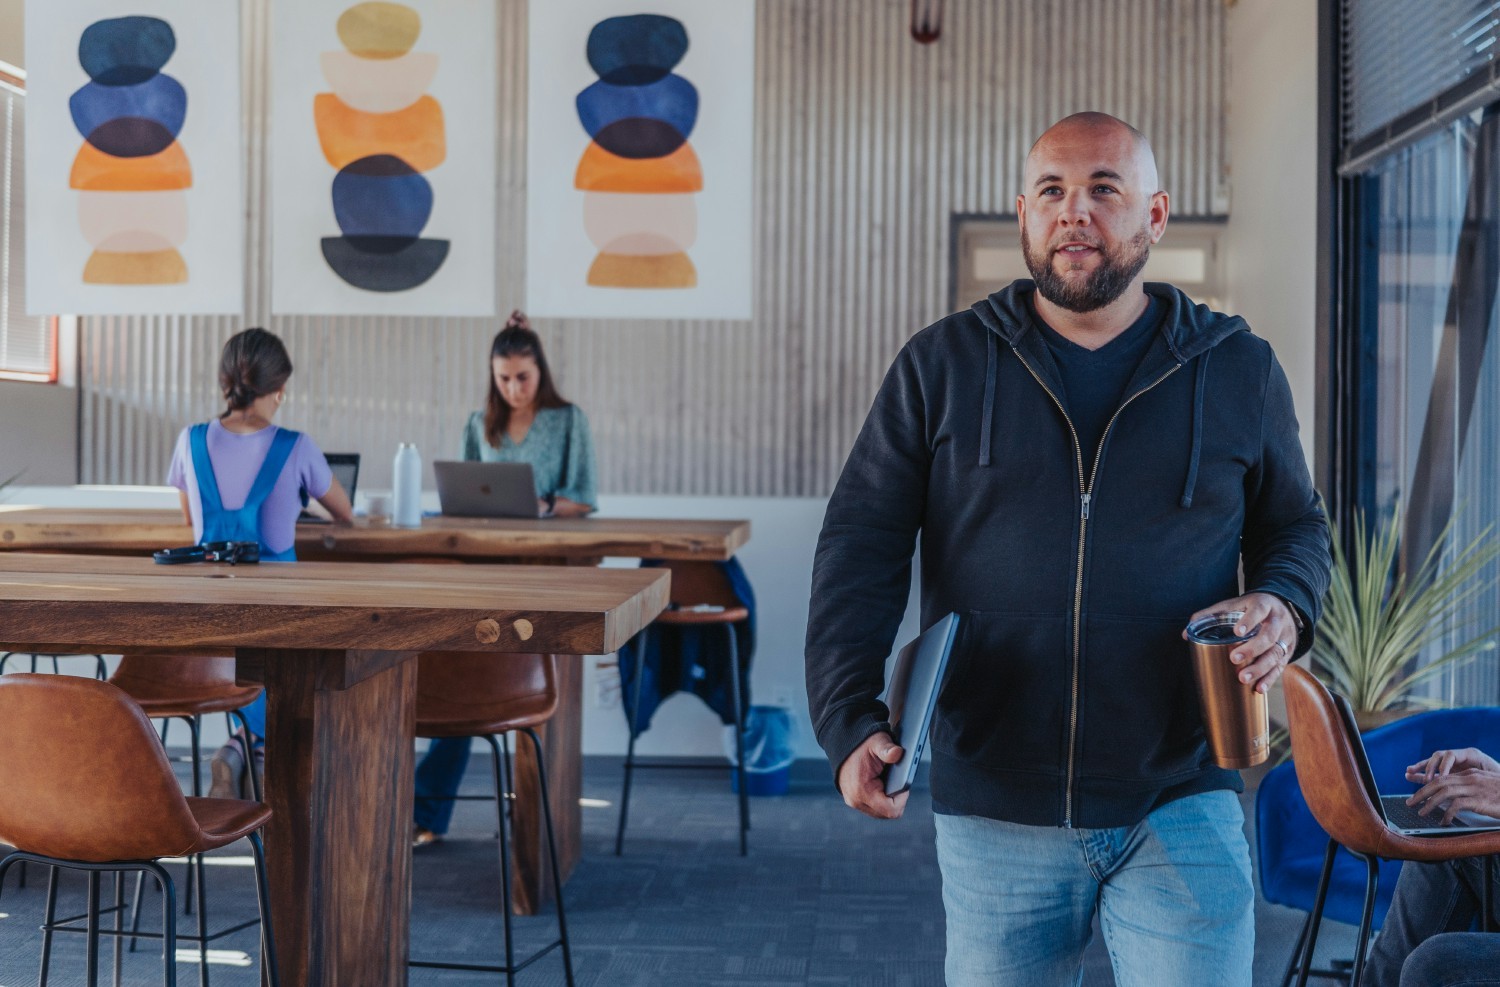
0, 754, 1356, 986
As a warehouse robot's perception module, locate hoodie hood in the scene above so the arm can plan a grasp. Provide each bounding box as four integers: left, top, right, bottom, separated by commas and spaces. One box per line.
968, 281, 1248, 508
970, 280, 1248, 361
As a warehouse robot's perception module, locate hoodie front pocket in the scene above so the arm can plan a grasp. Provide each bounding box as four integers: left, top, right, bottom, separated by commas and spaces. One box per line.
930, 609, 1071, 771
1077, 613, 1204, 782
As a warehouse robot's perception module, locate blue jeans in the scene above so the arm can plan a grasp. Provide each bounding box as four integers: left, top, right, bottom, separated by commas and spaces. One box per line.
413, 737, 471, 834
1367, 855, 1500, 987
934, 789, 1254, 987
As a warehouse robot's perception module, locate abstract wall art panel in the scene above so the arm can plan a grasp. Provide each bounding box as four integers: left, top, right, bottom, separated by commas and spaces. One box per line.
24, 0, 244, 315
271, 0, 495, 316
527, 0, 754, 320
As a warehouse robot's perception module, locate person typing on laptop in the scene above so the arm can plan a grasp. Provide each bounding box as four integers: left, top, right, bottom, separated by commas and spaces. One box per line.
413, 311, 599, 847
1366, 746, 1500, 987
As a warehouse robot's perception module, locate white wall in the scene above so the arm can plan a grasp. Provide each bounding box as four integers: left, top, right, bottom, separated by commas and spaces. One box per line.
0, 381, 76, 484
0, 0, 21, 70
1224, 0, 1320, 471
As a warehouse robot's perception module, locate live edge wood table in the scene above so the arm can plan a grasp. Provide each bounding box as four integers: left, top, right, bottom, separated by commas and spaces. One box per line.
0, 552, 669, 987
0, 508, 750, 916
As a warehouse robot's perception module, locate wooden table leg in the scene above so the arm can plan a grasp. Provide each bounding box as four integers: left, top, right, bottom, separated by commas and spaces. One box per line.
250, 648, 417, 987
509, 654, 582, 915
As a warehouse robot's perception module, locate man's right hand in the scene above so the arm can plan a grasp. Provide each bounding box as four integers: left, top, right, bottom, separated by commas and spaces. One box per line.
1407, 747, 1500, 783
837, 732, 909, 819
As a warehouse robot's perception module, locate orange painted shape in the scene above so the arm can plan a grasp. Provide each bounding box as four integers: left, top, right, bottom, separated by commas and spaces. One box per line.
574, 141, 703, 193
69, 140, 192, 191
83, 248, 188, 284
314, 93, 446, 172
586, 251, 697, 289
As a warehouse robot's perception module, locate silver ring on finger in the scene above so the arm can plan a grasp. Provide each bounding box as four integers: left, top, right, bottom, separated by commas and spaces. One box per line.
1275, 640, 1289, 660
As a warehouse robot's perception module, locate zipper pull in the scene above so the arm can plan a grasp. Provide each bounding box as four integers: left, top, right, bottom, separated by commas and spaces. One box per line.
1080, 493, 1091, 521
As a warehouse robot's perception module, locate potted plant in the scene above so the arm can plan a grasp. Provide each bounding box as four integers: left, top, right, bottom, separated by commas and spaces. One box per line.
1312, 503, 1500, 731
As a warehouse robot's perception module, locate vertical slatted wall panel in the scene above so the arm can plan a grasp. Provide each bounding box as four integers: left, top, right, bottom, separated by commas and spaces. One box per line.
79, 0, 1228, 495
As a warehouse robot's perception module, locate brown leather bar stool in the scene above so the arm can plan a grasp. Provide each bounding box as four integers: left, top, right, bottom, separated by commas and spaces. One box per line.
615, 560, 751, 857
0, 649, 108, 892
408, 651, 575, 986
0, 674, 278, 987
107, 655, 263, 973
1283, 665, 1500, 987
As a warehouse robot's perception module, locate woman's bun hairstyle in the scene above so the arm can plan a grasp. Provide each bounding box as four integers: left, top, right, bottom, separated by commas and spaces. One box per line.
219, 327, 293, 416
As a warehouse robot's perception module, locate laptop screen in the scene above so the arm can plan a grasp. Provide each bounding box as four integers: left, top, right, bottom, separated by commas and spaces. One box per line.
324, 453, 360, 501
1331, 691, 1387, 813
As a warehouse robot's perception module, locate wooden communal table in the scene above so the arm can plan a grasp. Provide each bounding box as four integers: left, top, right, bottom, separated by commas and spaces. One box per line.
0, 552, 669, 987
0, 506, 750, 913
0, 508, 750, 563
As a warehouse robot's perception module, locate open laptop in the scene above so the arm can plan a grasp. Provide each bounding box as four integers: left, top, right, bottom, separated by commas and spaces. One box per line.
299, 453, 360, 524
433, 461, 539, 518
1332, 691, 1500, 836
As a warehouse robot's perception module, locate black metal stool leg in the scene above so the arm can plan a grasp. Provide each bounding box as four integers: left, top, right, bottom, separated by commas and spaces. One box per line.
95, 654, 107, 681
1279, 909, 1314, 987
524, 726, 575, 985
112, 871, 123, 987
145, 860, 178, 987
1296, 839, 1339, 987
229, 709, 261, 802
727, 624, 749, 855
487, 734, 517, 987
1484, 854, 1495, 933
616, 628, 649, 856
249, 832, 280, 987
127, 870, 147, 952
193, 839, 209, 987
1349, 851, 1380, 987
86, 869, 102, 987
183, 716, 202, 919
40, 862, 61, 986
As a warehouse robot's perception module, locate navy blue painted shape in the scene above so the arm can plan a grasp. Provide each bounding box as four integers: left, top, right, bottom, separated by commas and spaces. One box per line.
586, 15, 688, 86
576, 74, 697, 140
70, 73, 186, 144
331, 156, 433, 238
321, 237, 450, 291
82, 118, 178, 158
79, 16, 176, 87
593, 118, 687, 159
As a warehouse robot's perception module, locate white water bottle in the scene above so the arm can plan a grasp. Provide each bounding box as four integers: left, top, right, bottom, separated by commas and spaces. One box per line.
392, 442, 422, 528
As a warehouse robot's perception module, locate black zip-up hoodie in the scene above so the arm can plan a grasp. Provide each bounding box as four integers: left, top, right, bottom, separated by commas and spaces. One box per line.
806, 281, 1331, 829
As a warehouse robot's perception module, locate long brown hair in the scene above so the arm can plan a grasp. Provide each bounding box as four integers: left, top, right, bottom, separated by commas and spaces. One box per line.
483, 324, 569, 447
218, 327, 292, 417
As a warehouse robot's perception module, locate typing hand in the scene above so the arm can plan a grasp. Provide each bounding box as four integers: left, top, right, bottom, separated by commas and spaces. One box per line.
1407, 768, 1500, 826
837, 732, 909, 820
1406, 747, 1500, 783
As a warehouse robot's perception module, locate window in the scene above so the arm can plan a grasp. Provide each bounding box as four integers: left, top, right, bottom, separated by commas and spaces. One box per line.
1, 62, 59, 383
952, 215, 1227, 311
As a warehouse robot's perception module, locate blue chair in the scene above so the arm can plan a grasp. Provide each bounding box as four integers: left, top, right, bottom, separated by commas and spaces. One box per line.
1257, 700, 1500, 986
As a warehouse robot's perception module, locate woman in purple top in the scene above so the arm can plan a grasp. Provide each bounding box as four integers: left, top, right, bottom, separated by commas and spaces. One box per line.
165, 327, 353, 796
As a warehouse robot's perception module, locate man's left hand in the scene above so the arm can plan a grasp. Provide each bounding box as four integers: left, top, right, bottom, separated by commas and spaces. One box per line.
1182, 592, 1298, 694
1407, 768, 1500, 825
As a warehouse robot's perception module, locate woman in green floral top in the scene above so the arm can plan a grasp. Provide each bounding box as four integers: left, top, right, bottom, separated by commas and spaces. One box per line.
414, 311, 599, 845
459, 311, 597, 517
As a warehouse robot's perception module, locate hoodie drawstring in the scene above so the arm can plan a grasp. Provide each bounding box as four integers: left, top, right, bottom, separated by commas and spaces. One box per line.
1180, 350, 1209, 508
979, 331, 997, 467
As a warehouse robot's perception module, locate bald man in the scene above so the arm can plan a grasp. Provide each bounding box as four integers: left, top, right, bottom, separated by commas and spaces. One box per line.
806, 113, 1330, 984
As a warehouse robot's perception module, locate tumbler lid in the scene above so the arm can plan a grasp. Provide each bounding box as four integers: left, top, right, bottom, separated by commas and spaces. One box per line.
1185, 611, 1257, 645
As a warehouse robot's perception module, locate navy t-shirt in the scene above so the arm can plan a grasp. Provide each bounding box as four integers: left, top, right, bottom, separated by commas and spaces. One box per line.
1030, 293, 1163, 475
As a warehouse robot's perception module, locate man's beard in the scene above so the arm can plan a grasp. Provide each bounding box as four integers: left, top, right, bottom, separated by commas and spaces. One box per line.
1022, 226, 1151, 313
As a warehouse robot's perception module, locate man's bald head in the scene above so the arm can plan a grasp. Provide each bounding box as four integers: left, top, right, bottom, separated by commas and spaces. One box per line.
1025, 112, 1160, 197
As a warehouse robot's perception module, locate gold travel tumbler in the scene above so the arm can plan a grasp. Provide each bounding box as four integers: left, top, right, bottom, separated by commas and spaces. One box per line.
1186, 612, 1270, 769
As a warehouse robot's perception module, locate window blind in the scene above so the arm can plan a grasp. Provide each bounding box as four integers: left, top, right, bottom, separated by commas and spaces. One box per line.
1, 74, 56, 382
